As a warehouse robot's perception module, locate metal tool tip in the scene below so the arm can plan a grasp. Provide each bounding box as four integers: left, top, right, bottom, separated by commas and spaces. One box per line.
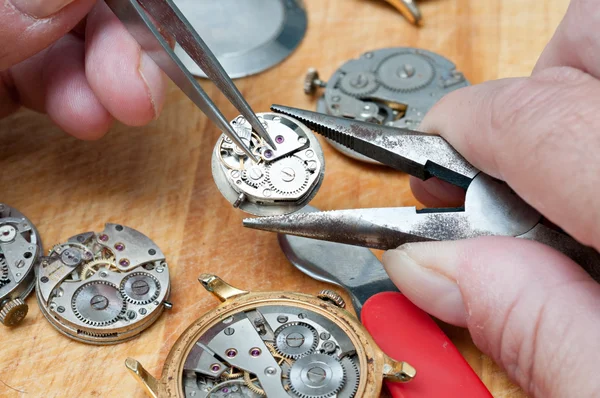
242, 216, 278, 231
270, 104, 320, 124
243, 214, 305, 235
270, 104, 344, 141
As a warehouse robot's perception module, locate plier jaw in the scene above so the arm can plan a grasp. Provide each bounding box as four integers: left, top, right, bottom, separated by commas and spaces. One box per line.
243, 105, 600, 282
270, 105, 478, 189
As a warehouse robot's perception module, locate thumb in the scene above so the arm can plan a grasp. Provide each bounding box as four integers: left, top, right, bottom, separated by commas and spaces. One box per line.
1, 0, 96, 69
382, 237, 600, 398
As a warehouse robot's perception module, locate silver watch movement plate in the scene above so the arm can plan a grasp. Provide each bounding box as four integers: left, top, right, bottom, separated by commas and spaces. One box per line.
313, 47, 470, 164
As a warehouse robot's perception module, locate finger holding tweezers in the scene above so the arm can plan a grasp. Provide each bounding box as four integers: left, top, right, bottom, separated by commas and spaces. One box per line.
105, 0, 269, 162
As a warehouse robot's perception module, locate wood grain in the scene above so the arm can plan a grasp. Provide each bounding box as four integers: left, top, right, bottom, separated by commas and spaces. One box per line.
0, 0, 569, 396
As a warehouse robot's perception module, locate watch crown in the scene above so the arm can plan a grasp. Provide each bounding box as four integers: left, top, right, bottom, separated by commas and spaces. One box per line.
317, 289, 346, 308
0, 298, 28, 326
304, 68, 326, 95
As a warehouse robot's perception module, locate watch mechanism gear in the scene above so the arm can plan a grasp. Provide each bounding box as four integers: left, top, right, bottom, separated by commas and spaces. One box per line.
120, 272, 161, 305
243, 342, 293, 395
222, 366, 245, 380
275, 322, 319, 359
72, 281, 126, 327
241, 166, 268, 188
36, 223, 170, 344
288, 353, 346, 398
376, 52, 435, 92
338, 356, 360, 398
0, 256, 9, 287
212, 112, 325, 216
243, 372, 266, 396
266, 156, 310, 196
337, 71, 379, 97
208, 380, 263, 398
80, 258, 119, 280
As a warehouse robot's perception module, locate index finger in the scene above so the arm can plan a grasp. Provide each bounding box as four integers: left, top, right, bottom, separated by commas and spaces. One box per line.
416, 66, 600, 250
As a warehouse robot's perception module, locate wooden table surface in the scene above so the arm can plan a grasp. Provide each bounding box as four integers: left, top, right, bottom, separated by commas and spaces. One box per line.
0, 0, 569, 396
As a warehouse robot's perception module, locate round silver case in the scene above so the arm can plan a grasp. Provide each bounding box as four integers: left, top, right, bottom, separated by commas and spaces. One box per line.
182, 304, 361, 398
211, 112, 325, 216
316, 47, 470, 164
0, 204, 42, 327
173, 0, 307, 79
35, 223, 171, 344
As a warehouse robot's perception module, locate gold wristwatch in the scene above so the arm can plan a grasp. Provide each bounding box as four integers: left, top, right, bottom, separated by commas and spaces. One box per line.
126, 274, 416, 397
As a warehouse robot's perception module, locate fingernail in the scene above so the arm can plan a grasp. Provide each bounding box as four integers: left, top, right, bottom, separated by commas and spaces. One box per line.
10, 0, 76, 18
382, 244, 467, 324
139, 51, 162, 119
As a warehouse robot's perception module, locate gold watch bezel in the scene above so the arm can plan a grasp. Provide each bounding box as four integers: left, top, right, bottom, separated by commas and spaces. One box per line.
126, 275, 415, 397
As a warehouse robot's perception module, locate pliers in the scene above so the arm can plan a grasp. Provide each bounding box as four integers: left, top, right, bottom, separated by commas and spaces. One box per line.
244, 105, 600, 282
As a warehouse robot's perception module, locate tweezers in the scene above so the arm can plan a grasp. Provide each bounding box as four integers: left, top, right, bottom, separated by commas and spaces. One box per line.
105, 0, 276, 162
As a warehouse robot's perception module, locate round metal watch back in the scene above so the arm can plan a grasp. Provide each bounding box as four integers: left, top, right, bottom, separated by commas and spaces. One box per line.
173, 0, 307, 79
35, 223, 171, 344
212, 112, 325, 216
310, 47, 470, 164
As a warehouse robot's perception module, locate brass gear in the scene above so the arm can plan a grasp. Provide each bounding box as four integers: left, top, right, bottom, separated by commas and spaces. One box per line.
80, 258, 120, 280
242, 343, 293, 395
221, 366, 244, 379
243, 372, 266, 396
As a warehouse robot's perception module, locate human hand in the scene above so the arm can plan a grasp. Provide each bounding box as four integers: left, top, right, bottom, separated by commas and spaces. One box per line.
0, 0, 166, 139
382, 1, 600, 397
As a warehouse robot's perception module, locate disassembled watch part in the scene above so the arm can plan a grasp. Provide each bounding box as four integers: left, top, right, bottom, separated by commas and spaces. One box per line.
0, 204, 42, 327
35, 223, 171, 344
305, 47, 469, 163
212, 112, 325, 216
173, 0, 307, 79
379, 0, 422, 25
126, 274, 415, 398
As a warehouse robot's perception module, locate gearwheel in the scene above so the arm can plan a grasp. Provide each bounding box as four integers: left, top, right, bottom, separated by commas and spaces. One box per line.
337, 356, 360, 398
266, 156, 309, 196
0, 256, 9, 287
288, 353, 346, 398
338, 71, 379, 97
275, 322, 319, 359
80, 258, 120, 280
376, 52, 435, 92
120, 272, 161, 305
72, 281, 126, 327
243, 342, 293, 395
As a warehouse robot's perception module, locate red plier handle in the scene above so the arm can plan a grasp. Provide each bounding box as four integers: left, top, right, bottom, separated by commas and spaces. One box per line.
362, 292, 492, 398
